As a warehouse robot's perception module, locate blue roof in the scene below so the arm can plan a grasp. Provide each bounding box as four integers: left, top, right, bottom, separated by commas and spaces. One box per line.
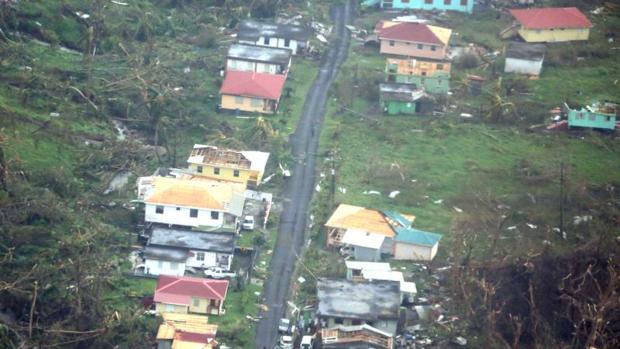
394, 227, 442, 247
382, 210, 413, 228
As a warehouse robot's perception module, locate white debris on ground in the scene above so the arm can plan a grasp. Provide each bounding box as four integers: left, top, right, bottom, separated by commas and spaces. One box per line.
453, 206, 463, 213
363, 190, 381, 195
389, 190, 400, 198
573, 215, 592, 225
315, 184, 321, 192
433, 199, 443, 204
338, 187, 347, 194
526, 223, 537, 229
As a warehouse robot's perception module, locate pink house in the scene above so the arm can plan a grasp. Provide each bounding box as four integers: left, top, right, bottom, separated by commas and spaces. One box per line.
378, 22, 452, 60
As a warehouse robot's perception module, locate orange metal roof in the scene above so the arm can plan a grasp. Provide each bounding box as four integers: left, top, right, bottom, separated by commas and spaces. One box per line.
145, 177, 242, 210
325, 204, 415, 237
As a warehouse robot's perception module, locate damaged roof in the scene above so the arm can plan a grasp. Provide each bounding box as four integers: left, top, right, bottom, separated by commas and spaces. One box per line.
380, 83, 430, 102
394, 227, 442, 247
509, 7, 592, 30
325, 204, 415, 237
317, 278, 401, 321
144, 245, 188, 262
188, 144, 270, 174
149, 226, 235, 254
238, 20, 310, 42
505, 41, 546, 61
227, 44, 292, 65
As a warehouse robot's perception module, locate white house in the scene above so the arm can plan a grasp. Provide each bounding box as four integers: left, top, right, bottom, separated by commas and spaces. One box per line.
392, 227, 442, 261
504, 41, 546, 76
345, 261, 391, 280
137, 176, 245, 230
237, 20, 310, 55
143, 226, 236, 276
226, 44, 292, 75
341, 229, 385, 262
344, 261, 417, 303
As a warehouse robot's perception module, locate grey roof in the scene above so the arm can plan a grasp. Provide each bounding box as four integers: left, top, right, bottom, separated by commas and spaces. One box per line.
505, 41, 546, 61
143, 245, 188, 262
227, 44, 292, 65
149, 226, 235, 254
317, 279, 401, 321
380, 83, 429, 102
238, 20, 311, 42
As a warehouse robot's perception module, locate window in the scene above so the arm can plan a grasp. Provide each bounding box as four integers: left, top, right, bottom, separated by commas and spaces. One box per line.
176, 207, 181, 211
193, 298, 200, 307
589, 114, 596, 121
233, 170, 240, 177
234, 96, 244, 104
166, 304, 175, 312
334, 318, 344, 325
156, 205, 164, 214
402, 0, 409, 3
352, 320, 362, 325
436, 63, 444, 70
213, 167, 220, 175
421, 71, 427, 76
264, 37, 270, 45
438, 79, 442, 85
444, 0, 451, 5
170, 262, 178, 270
190, 209, 198, 218
251, 98, 262, 107
606, 116, 611, 122
417, 44, 423, 49
211, 211, 219, 220
431, 45, 437, 51
196, 252, 205, 261
425, 0, 432, 3
389, 40, 395, 46
460, 0, 467, 5
577, 112, 584, 120
284, 38, 290, 47
197, 165, 203, 173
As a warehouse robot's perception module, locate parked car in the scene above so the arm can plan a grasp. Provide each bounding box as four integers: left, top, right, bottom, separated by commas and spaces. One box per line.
300, 335, 314, 349
278, 318, 291, 334
242, 215, 255, 230
279, 335, 293, 349
204, 266, 236, 279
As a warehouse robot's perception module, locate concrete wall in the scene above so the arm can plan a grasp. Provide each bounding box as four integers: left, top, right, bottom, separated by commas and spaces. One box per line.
380, 40, 447, 60
239, 37, 303, 55
220, 94, 274, 114
504, 57, 543, 76
144, 258, 186, 276
353, 246, 381, 262
144, 203, 224, 228
155, 302, 188, 314
381, 0, 473, 13
324, 317, 398, 336
226, 58, 284, 75
393, 74, 450, 94
393, 242, 438, 261
518, 28, 590, 43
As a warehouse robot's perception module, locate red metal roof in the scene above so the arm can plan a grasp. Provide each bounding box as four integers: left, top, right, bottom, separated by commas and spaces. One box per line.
220, 70, 286, 100
154, 275, 229, 305
378, 22, 443, 46
510, 7, 592, 30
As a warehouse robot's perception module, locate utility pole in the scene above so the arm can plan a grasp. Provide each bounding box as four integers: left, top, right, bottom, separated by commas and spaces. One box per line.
559, 161, 565, 238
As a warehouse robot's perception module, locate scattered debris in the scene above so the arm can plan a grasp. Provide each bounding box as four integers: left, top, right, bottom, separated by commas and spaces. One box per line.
506, 225, 517, 230
315, 184, 321, 192
460, 113, 473, 118
297, 276, 306, 284
526, 223, 537, 229
49, 112, 60, 117
363, 190, 381, 195
453, 336, 468, 346
573, 215, 592, 225
279, 162, 291, 177
316, 34, 327, 43
433, 199, 443, 204
183, 66, 191, 74
388, 190, 400, 198
338, 187, 347, 194
453, 206, 463, 213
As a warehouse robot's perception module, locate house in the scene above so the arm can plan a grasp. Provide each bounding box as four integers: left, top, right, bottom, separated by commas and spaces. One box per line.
393, 226, 442, 261
320, 324, 394, 349
317, 278, 401, 335
565, 101, 619, 131
154, 275, 229, 316
186, 144, 270, 188
137, 176, 245, 230
378, 22, 452, 60
219, 70, 286, 114
378, 0, 473, 14
345, 261, 417, 302
143, 226, 236, 276
509, 7, 592, 43
226, 44, 292, 75
325, 204, 415, 249
341, 229, 385, 262
504, 41, 546, 76
385, 57, 451, 94
380, 83, 435, 115
237, 20, 310, 55
156, 313, 218, 349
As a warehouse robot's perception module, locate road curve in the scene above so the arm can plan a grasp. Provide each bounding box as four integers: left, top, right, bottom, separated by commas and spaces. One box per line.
253, 1, 352, 348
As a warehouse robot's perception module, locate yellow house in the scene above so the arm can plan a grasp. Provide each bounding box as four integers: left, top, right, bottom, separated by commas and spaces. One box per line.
219, 70, 286, 114
186, 144, 270, 188
510, 7, 592, 43
154, 275, 229, 316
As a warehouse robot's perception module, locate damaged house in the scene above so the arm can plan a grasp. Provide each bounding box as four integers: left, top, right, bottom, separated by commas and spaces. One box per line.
380, 83, 434, 115
504, 41, 546, 76
226, 44, 292, 75
237, 20, 310, 55
565, 101, 619, 131
219, 70, 286, 114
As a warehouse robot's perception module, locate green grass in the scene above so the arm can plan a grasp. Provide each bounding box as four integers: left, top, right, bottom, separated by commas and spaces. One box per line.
209, 283, 263, 348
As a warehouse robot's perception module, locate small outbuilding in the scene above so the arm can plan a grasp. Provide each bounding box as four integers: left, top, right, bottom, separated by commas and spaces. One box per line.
393, 227, 442, 261
565, 101, 619, 131
380, 83, 434, 115
504, 41, 546, 76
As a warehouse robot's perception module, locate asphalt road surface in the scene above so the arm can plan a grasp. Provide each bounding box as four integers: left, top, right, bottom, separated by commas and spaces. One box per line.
253, 1, 352, 348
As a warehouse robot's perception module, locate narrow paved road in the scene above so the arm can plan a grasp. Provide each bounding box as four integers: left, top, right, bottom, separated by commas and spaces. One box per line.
254, 1, 352, 348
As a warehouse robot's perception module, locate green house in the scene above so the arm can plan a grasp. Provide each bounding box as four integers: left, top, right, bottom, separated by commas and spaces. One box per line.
380, 83, 434, 115
565, 101, 618, 131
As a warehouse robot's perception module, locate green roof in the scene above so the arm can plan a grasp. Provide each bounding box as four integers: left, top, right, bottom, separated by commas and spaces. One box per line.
394, 227, 442, 247
382, 210, 413, 228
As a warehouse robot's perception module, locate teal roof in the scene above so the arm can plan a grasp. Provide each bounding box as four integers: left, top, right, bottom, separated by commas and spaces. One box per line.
382, 210, 413, 228
394, 227, 442, 247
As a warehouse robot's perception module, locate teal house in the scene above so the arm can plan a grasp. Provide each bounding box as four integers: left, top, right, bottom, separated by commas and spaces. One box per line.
565, 101, 618, 131
364, 0, 473, 14
380, 83, 434, 115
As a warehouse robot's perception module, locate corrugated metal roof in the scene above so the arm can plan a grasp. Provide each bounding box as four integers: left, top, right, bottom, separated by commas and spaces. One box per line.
510, 7, 592, 30
394, 227, 442, 247
342, 229, 386, 249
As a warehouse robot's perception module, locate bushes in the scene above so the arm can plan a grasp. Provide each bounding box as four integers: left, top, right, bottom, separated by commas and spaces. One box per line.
455, 53, 479, 69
